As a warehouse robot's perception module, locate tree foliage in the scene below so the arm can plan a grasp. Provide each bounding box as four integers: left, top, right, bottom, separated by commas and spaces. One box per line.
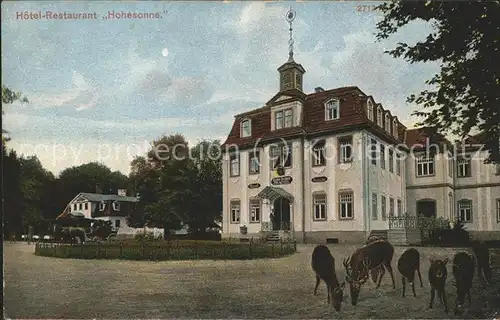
2, 85, 29, 143
376, 1, 500, 163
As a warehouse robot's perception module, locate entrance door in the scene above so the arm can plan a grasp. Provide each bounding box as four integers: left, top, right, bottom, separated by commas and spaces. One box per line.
416, 200, 437, 218
272, 197, 291, 230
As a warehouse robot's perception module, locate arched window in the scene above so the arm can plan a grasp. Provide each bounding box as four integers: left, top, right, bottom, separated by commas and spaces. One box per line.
377, 106, 383, 127
367, 99, 374, 121
385, 113, 391, 133
325, 98, 340, 121
240, 119, 251, 138
393, 118, 399, 139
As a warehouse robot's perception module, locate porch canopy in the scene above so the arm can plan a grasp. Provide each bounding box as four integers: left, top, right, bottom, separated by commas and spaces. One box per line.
256, 186, 294, 202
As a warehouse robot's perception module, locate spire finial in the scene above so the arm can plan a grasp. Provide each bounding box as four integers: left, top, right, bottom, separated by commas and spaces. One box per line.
285, 7, 296, 62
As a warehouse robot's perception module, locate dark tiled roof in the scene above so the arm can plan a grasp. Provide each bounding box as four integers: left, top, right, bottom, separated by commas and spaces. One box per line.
222, 86, 407, 149
79, 193, 138, 203
405, 127, 451, 148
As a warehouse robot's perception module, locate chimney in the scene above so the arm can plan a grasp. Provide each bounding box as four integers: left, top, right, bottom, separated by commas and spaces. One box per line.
117, 189, 127, 197
95, 184, 102, 194
314, 87, 324, 93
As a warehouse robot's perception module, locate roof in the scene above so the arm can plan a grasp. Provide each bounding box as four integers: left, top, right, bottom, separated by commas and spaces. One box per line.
76, 193, 139, 203
405, 127, 451, 149
222, 86, 407, 149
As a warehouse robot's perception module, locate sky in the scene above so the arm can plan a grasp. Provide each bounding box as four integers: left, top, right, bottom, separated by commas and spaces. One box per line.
2, 1, 439, 176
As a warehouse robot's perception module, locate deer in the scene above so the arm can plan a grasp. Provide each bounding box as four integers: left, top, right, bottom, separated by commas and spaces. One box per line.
397, 248, 423, 297
452, 252, 475, 315
471, 240, 492, 284
343, 239, 396, 306
428, 257, 449, 313
311, 245, 346, 311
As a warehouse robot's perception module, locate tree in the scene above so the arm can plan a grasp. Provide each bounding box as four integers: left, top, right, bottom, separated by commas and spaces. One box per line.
2, 85, 29, 143
376, 1, 500, 163
2, 146, 23, 236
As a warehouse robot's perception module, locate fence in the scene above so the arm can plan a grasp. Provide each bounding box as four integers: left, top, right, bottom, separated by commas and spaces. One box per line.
34, 240, 297, 261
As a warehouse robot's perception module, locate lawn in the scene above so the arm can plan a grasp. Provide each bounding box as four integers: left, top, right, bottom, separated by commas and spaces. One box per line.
4, 242, 500, 319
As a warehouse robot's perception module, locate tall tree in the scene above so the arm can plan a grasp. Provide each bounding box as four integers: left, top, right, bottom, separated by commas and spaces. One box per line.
2, 85, 29, 143
2, 146, 23, 236
376, 1, 500, 163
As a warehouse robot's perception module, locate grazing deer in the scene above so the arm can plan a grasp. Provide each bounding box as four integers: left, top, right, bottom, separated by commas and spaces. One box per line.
312, 245, 346, 311
471, 241, 492, 283
343, 239, 396, 306
428, 258, 449, 313
452, 252, 475, 315
398, 248, 423, 297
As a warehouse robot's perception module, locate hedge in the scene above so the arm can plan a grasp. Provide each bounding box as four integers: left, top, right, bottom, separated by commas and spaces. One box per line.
34, 240, 297, 260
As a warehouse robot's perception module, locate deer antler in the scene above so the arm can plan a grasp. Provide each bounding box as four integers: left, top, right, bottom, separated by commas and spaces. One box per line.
343, 257, 352, 280
358, 258, 371, 284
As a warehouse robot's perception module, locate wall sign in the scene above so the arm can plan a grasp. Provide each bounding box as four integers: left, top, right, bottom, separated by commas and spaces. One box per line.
248, 183, 261, 189
312, 176, 328, 183
271, 176, 293, 185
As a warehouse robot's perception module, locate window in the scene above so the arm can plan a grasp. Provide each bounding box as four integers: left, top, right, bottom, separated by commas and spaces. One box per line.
377, 107, 383, 127
295, 74, 302, 88
385, 114, 391, 133
113, 201, 120, 211
448, 153, 454, 177
78, 203, 82, 210
270, 144, 292, 169
249, 199, 261, 223
339, 190, 354, 219
313, 193, 327, 220
458, 199, 472, 222
284, 109, 293, 127
99, 201, 105, 211
457, 157, 471, 177
275, 110, 284, 129
249, 151, 260, 174
380, 145, 386, 169
397, 199, 402, 216
372, 193, 378, 220
497, 199, 500, 222
311, 139, 326, 166
339, 136, 353, 163
381, 195, 387, 221
325, 99, 340, 120
371, 139, 377, 165
396, 153, 401, 176
84, 203, 88, 210
389, 149, 394, 173
241, 119, 251, 138
230, 201, 240, 223
389, 198, 394, 218
229, 153, 240, 177
73, 204, 77, 210
367, 100, 374, 121
449, 193, 454, 221
393, 119, 398, 139
416, 154, 435, 176
115, 219, 121, 228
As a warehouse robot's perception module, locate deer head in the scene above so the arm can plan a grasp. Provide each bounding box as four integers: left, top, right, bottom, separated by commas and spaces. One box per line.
343, 256, 370, 306
429, 257, 448, 279
329, 282, 346, 311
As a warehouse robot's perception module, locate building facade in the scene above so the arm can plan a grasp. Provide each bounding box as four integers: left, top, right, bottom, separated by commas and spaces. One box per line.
221, 51, 500, 243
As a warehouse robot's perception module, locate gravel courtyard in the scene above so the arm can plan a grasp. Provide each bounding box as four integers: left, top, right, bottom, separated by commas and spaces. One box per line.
4, 242, 500, 319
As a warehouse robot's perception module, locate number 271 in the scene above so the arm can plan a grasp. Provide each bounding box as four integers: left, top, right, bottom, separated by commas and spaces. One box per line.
356, 5, 378, 12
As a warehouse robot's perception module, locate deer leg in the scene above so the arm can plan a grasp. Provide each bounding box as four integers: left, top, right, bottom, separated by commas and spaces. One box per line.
442, 290, 448, 313
384, 262, 397, 289
417, 267, 423, 288
314, 276, 320, 295
327, 284, 330, 303
454, 295, 459, 316
376, 266, 386, 289
411, 279, 416, 297
401, 276, 406, 297
467, 290, 471, 306
429, 288, 435, 309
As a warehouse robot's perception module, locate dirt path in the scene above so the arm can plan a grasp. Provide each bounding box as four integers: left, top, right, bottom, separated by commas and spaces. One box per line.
4, 242, 500, 318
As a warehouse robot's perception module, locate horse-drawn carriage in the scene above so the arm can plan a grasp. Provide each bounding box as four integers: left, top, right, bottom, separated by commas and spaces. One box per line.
49, 212, 118, 243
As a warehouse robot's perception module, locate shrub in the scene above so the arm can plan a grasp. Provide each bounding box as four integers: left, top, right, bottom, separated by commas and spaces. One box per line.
422, 217, 470, 247
34, 239, 297, 261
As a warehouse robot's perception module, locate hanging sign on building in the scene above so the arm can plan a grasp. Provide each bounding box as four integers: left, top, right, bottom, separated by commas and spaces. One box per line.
311, 176, 328, 183
271, 176, 293, 185
248, 183, 261, 189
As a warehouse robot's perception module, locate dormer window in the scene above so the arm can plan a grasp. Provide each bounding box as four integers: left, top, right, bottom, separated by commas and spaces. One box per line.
385, 113, 391, 133
377, 106, 383, 127
113, 201, 120, 211
325, 98, 340, 121
241, 119, 251, 138
275, 108, 293, 129
367, 100, 374, 121
393, 119, 398, 139
99, 201, 105, 211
